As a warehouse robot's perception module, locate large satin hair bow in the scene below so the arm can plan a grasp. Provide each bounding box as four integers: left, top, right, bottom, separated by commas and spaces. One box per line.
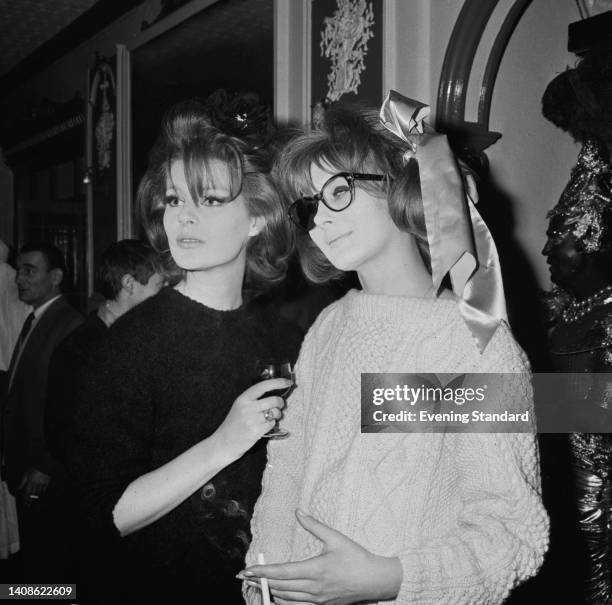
379, 90, 507, 353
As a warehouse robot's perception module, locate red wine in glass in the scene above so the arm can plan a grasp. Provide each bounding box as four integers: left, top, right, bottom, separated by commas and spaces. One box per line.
253, 360, 294, 439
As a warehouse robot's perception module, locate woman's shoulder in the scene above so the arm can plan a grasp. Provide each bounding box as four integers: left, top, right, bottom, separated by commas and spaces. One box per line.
303, 289, 355, 336
106, 287, 179, 342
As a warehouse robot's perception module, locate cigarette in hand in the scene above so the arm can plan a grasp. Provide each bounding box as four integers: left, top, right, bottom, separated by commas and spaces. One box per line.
257, 553, 271, 605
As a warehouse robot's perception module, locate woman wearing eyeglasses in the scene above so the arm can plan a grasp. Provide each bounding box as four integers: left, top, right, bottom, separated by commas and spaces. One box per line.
241, 93, 549, 604
69, 99, 302, 603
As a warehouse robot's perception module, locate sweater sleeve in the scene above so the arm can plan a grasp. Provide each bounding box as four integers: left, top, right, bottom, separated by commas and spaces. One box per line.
69, 323, 155, 538
244, 322, 318, 604
395, 322, 549, 604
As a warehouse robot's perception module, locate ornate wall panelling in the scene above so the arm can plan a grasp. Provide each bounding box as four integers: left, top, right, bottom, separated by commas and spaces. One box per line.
310, 0, 383, 126
86, 55, 118, 297
436, 0, 532, 172
299, 0, 384, 129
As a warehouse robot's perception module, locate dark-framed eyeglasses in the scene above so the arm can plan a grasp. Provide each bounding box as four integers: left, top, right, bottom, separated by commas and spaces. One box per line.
288, 172, 386, 231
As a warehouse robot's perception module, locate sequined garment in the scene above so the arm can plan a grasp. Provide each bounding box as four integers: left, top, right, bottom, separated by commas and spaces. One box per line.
547, 140, 612, 253
550, 304, 612, 603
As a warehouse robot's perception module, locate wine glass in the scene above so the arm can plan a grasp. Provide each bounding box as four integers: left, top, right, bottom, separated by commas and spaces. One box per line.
253, 360, 295, 439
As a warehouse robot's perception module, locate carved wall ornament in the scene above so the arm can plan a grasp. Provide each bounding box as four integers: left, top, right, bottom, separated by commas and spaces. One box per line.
91, 61, 116, 172
320, 0, 375, 103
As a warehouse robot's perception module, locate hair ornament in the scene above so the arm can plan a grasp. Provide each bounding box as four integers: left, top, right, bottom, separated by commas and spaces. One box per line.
202, 88, 272, 144
379, 90, 508, 352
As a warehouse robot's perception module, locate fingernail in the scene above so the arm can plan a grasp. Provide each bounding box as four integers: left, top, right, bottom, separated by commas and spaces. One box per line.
246, 580, 260, 588
241, 570, 255, 577
236, 573, 246, 580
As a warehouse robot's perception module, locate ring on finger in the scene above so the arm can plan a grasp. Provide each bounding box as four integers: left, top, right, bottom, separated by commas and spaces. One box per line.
263, 408, 275, 422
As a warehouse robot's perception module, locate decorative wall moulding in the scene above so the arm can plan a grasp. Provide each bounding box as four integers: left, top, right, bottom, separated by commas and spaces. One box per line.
309, 0, 383, 126
90, 57, 116, 173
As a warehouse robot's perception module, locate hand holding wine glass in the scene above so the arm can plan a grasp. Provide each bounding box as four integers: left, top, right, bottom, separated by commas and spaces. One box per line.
215, 377, 291, 460
253, 360, 295, 439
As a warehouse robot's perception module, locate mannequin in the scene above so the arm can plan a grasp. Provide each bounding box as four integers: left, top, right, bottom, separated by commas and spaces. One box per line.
542, 42, 612, 603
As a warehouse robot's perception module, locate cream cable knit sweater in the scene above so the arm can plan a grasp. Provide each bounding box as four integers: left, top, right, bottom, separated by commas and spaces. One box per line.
246, 290, 549, 604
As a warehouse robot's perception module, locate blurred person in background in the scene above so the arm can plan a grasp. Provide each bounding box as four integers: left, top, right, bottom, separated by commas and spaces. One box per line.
1, 241, 83, 581
45, 238, 164, 604
0, 239, 30, 387
0, 239, 29, 566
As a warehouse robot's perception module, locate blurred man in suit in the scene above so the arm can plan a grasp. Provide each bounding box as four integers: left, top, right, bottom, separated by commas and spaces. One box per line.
0, 242, 83, 580
46, 238, 165, 465
45, 238, 164, 603
0, 239, 30, 388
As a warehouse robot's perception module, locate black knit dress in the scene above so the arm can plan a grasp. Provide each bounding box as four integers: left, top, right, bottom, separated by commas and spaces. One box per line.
70, 287, 302, 604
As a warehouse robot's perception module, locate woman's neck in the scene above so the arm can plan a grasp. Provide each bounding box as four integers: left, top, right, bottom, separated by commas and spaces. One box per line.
176, 268, 244, 310
358, 235, 434, 297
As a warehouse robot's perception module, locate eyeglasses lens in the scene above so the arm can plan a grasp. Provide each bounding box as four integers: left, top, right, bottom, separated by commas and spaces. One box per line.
292, 175, 353, 230
291, 202, 317, 231
322, 175, 352, 210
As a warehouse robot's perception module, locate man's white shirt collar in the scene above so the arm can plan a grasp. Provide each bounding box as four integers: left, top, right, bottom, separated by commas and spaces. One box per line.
33, 294, 61, 319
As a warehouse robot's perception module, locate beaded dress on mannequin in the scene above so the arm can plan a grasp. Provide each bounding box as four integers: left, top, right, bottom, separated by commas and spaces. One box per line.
544, 139, 612, 603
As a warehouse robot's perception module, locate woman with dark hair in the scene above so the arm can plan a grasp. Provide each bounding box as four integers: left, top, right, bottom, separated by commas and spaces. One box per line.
70, 100, 302, 602
241, 92, 549, 604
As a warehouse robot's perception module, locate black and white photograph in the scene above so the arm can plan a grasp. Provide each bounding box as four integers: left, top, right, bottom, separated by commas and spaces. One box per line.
1, 1, 612, 603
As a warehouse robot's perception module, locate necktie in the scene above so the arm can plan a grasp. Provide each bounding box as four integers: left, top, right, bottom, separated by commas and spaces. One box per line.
6, 312, 35, 390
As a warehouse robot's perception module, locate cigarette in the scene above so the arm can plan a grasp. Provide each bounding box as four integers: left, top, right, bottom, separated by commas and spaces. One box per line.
257, 553, 271, 605
28, 494, 39, 499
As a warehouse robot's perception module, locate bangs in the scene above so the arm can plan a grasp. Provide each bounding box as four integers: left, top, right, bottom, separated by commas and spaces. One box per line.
279, 133, 382, 202
279, 136, 326, 201
168, 135, 245, 203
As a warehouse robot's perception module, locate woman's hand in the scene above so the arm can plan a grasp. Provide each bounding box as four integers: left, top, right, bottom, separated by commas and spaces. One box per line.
215, 378, 291, 460
240, 510, 402, 605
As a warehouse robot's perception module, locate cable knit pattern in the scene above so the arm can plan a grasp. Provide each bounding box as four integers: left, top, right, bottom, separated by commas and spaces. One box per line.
246, 290, 549, 604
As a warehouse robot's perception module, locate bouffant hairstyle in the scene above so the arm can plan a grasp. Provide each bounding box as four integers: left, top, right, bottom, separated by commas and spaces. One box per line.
136, 100, 293, 295
542, 42, 612, 153
274, 104, 429, 284
97, 239, 163, 300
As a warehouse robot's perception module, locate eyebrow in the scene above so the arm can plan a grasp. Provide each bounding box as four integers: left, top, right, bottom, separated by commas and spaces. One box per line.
165, 185, 231, 197
201, 188, 231, 197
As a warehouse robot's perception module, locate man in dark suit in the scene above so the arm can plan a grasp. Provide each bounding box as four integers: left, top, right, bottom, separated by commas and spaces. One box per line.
1, 242, 83, 580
